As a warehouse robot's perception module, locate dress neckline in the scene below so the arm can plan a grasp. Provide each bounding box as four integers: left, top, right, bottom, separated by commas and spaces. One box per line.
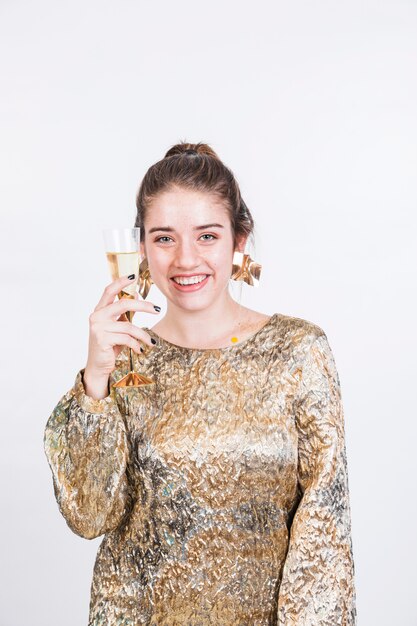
143, 313, 278, 354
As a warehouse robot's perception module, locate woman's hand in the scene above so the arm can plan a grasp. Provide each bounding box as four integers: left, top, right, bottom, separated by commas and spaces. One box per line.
83, 274, 160, 398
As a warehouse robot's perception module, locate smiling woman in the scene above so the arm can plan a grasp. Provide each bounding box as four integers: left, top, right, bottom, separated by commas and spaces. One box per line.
43, 141, 357, 625
133, 142, 266, 348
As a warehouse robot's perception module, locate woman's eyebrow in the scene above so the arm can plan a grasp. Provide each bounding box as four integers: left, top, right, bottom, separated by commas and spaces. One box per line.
148, 223, 224, 234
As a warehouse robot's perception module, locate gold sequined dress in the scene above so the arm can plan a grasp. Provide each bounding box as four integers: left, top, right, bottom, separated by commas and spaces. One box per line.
44, 312, 357, 625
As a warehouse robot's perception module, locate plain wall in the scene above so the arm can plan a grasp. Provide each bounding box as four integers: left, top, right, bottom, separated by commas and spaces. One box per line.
0, 1, 416, 624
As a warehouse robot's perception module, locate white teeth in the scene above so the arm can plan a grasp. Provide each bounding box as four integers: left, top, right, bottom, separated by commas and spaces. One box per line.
173, 274, 208, 285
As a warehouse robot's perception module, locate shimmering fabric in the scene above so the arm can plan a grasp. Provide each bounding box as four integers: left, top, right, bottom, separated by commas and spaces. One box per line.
44, 312, 357, 625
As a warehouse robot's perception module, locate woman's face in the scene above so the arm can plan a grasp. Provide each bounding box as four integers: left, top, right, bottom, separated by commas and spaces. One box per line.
141, 187, 246, 312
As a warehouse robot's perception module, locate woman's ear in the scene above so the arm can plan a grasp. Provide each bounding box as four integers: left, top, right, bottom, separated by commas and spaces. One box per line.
235, 235, 248, 253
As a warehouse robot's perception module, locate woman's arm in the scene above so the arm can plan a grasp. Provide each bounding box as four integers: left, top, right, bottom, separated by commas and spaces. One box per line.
43, 368, 132, 540
277, 332, 357, 625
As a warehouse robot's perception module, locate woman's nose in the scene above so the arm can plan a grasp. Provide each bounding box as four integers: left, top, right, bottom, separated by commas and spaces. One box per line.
174, 241, 201, 268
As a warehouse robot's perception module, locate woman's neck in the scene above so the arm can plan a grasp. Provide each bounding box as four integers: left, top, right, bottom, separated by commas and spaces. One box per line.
151, 298, 251, 349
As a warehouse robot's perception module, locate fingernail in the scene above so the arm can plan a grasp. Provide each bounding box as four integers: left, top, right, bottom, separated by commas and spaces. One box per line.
151, 338, 157, 344
140, 346, 144, 352
128, 274, 135, 280
154, 305, 161, 312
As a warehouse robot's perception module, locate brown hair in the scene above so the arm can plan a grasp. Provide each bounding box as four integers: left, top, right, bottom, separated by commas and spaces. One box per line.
135, 141, 255, 249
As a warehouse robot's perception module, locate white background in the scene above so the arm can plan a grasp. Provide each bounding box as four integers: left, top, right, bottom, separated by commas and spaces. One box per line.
1, 1, 416, 624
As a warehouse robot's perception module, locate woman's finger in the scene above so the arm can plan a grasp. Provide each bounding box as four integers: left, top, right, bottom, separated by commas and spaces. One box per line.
92, 296, 158, 322
106, 332, 143, 354
103, 321, 155, 347
94, 274, 138, 311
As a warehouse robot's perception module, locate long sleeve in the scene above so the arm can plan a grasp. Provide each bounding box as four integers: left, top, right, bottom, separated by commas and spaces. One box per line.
43, 368, 132, 540
277, 332, 357, 625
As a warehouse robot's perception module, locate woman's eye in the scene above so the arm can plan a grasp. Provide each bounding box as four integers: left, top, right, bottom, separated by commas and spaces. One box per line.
155, 236, 172, 243
155, 234, 217, 243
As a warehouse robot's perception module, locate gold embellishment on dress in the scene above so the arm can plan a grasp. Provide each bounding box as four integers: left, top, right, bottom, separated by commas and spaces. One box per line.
44, 314, 356, 624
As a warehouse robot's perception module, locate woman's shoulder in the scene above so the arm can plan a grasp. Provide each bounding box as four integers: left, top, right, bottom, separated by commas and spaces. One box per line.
243, 307, 327, 345
270, 311, 328, 356
274, 311, 326, 337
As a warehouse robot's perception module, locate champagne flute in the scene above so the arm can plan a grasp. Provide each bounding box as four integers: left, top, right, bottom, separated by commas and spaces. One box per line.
102, 227, 155, 388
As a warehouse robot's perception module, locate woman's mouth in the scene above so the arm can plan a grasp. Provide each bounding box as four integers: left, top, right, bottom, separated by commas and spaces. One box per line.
170, 274, 210, 292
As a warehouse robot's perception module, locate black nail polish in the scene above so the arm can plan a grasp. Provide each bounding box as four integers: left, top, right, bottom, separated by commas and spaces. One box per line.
154, 305, 161, 312
128, 274, 135, 280
151, 338, 157, 344
140, 346, 144, 352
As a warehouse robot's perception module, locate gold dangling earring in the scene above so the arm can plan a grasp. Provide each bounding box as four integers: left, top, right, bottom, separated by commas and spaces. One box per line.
138, 257, 154, 300
230, 251, 262, 287
229, 250, 262, 344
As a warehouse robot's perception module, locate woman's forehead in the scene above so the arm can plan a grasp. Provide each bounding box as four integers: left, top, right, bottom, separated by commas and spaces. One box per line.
149, 187, 224, 208
146, 190, 230, 227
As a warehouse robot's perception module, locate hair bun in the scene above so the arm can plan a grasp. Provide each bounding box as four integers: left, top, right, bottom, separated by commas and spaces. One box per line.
164, 142, 219, 160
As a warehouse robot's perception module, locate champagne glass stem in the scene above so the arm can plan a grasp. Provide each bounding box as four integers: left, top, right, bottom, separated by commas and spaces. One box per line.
126, 307, 135, 372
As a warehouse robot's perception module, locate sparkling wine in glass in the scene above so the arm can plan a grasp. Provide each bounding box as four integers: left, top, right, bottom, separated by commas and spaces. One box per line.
102, 227, 155, 388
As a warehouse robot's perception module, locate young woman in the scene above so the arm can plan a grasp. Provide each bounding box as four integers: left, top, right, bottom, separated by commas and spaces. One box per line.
44, 142, 357, 625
